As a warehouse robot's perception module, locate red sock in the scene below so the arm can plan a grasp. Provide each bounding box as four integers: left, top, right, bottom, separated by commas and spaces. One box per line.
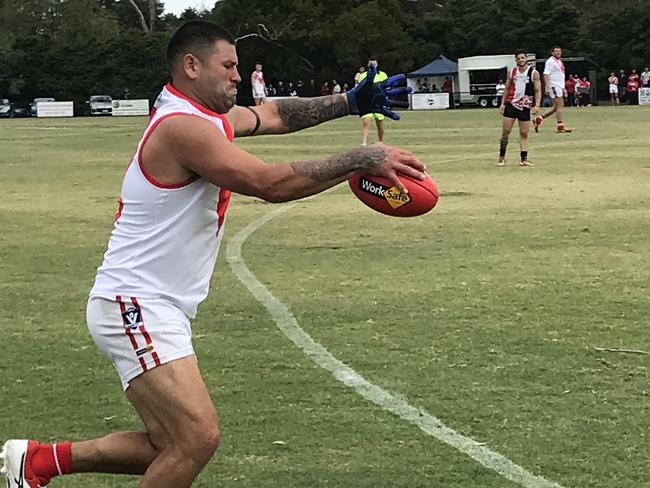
31, 442, 74, 480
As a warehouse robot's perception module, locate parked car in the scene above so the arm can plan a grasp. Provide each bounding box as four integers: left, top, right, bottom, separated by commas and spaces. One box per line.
0, 99, 13, 117
87, 95, 113, 115
12, 105, 29, 117
30, 97, 56, 116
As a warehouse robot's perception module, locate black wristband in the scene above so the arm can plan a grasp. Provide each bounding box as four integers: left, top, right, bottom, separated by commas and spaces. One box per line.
245, 106, 261, 135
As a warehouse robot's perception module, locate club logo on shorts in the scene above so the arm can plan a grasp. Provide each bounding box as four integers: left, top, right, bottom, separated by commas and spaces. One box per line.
122, 306, 143, 330
358, 177, 411, 209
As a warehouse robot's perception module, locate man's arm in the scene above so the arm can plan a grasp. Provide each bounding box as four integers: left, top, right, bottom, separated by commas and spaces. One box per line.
499, 78, 511, 113
533, 70, 542, 112
229, 65, 410, 137
156, 115, 425, 202
227, 95, 349, 137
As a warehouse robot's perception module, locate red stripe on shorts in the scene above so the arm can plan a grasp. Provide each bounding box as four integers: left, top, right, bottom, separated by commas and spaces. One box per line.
117, 295, 148, 373
130, 297, 162, 367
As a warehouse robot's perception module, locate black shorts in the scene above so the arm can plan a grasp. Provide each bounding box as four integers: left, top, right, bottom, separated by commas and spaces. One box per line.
503, 102, 531, 121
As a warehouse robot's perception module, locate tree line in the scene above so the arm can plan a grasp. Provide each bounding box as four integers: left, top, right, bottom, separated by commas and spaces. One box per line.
0, 0, 648, 104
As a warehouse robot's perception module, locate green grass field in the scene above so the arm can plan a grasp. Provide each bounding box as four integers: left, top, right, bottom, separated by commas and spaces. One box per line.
1, 106, 649, 488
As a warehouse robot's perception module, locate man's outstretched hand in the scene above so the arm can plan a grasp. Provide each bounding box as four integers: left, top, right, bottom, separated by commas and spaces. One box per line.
346, 64, 411, 120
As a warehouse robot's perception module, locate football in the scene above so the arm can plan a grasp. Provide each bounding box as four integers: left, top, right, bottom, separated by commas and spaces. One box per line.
348, 173, 439, 217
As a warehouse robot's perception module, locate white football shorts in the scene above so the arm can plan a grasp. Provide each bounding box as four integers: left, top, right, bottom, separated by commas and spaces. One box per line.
609, 84, 619, 94
87, 296, 195, 390
549, 85, 566, 99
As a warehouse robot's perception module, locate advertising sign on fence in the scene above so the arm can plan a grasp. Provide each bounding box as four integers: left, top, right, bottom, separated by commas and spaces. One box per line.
112, 99, 150, 116
37, 102, 74, 117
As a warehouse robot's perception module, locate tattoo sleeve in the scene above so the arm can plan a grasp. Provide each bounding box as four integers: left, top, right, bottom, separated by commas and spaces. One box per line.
290, 146, 387, 182
275, 95, 349, 133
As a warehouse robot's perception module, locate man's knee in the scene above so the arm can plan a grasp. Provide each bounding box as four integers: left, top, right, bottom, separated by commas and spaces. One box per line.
147, 423, 170, 453
178, 413, 221, 464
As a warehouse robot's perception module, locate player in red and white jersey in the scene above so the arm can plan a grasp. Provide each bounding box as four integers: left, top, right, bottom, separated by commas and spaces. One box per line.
250, 62, 266, 105
2, 20, 422, 488
497, 50, 541, 167
535, 45, 572, 133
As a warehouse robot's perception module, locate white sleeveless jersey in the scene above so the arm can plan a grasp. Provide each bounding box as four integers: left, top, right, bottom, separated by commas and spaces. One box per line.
506, 66, 535, 109
90, 83, 234, 318
543, 56, 566, 89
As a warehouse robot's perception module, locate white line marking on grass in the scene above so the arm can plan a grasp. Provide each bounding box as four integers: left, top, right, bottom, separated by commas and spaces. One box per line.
226, 204, 566, 488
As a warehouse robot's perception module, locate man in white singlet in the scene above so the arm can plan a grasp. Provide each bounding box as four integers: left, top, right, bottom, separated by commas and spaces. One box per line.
251, 62, 266, 105
535, 45, 572, 133
2, 20, 421, 488
497, 50, 541, 167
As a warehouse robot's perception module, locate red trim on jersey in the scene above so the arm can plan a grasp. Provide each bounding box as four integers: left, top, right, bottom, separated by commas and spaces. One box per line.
115, 196, 124, 221
137, 111, 201, 189
117, 295, 148, 373
165, 83, 234, 142
216, 188, 232, 231
552, 56, 565, 73
130, 297, 161, 367
506, 67, 517, 102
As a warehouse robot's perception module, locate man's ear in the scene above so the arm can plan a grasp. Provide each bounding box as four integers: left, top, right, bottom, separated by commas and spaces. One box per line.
183, 53, 201, 81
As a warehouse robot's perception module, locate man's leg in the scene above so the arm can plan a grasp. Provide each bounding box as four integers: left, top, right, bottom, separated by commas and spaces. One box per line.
78, 357, 219, 488
551, 95, 571, 132
376, 119, 385, 142
498, 116, 515, 165
254, 97, 262, 106
3, 357, 219, 488
518, 120, 534, 166
361, 116, 371, 146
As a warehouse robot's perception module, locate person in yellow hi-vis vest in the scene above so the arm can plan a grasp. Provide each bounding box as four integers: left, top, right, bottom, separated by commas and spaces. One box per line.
358, 56, 389, 146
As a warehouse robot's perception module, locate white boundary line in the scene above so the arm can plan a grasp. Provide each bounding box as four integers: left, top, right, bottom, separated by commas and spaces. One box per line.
226, 204, 566, 488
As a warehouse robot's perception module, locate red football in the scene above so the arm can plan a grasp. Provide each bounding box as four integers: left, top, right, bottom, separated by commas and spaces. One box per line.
348, 173, 439, 217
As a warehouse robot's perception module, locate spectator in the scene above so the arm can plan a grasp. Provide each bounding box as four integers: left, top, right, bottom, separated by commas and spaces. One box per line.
442, 77, 453, 93
618, 69, 628, 103
321, 81, 330, 96
354, 66, 365, 86
288, 82, 298, 97
431, 83, 439, 92
442, 76, 454, 106
641, 67, 650, 87
565, 74, 577, 107
577, 76, 591, 106
341, 82, 349, 93
308, 79, 317, 96
629, 69, 640, 86
267, 83, 277, 97
420, 77, 431, 92
495, 79, 506, 100
608, 72, 620, 105
627, 75, 640, 105
276, 80, 287, 97
332, 79, 341, 95
296, 80, 305, 97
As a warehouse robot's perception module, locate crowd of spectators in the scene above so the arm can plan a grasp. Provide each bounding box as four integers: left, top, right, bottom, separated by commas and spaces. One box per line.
609, 67, 650, 105
554, 67, 648, 107
265, 78, 353, 98
412, 77, 453, 94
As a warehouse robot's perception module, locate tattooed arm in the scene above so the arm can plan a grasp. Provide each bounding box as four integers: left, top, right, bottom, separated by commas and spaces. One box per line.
155, 115, 426, 203
226, 95, 349, 137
